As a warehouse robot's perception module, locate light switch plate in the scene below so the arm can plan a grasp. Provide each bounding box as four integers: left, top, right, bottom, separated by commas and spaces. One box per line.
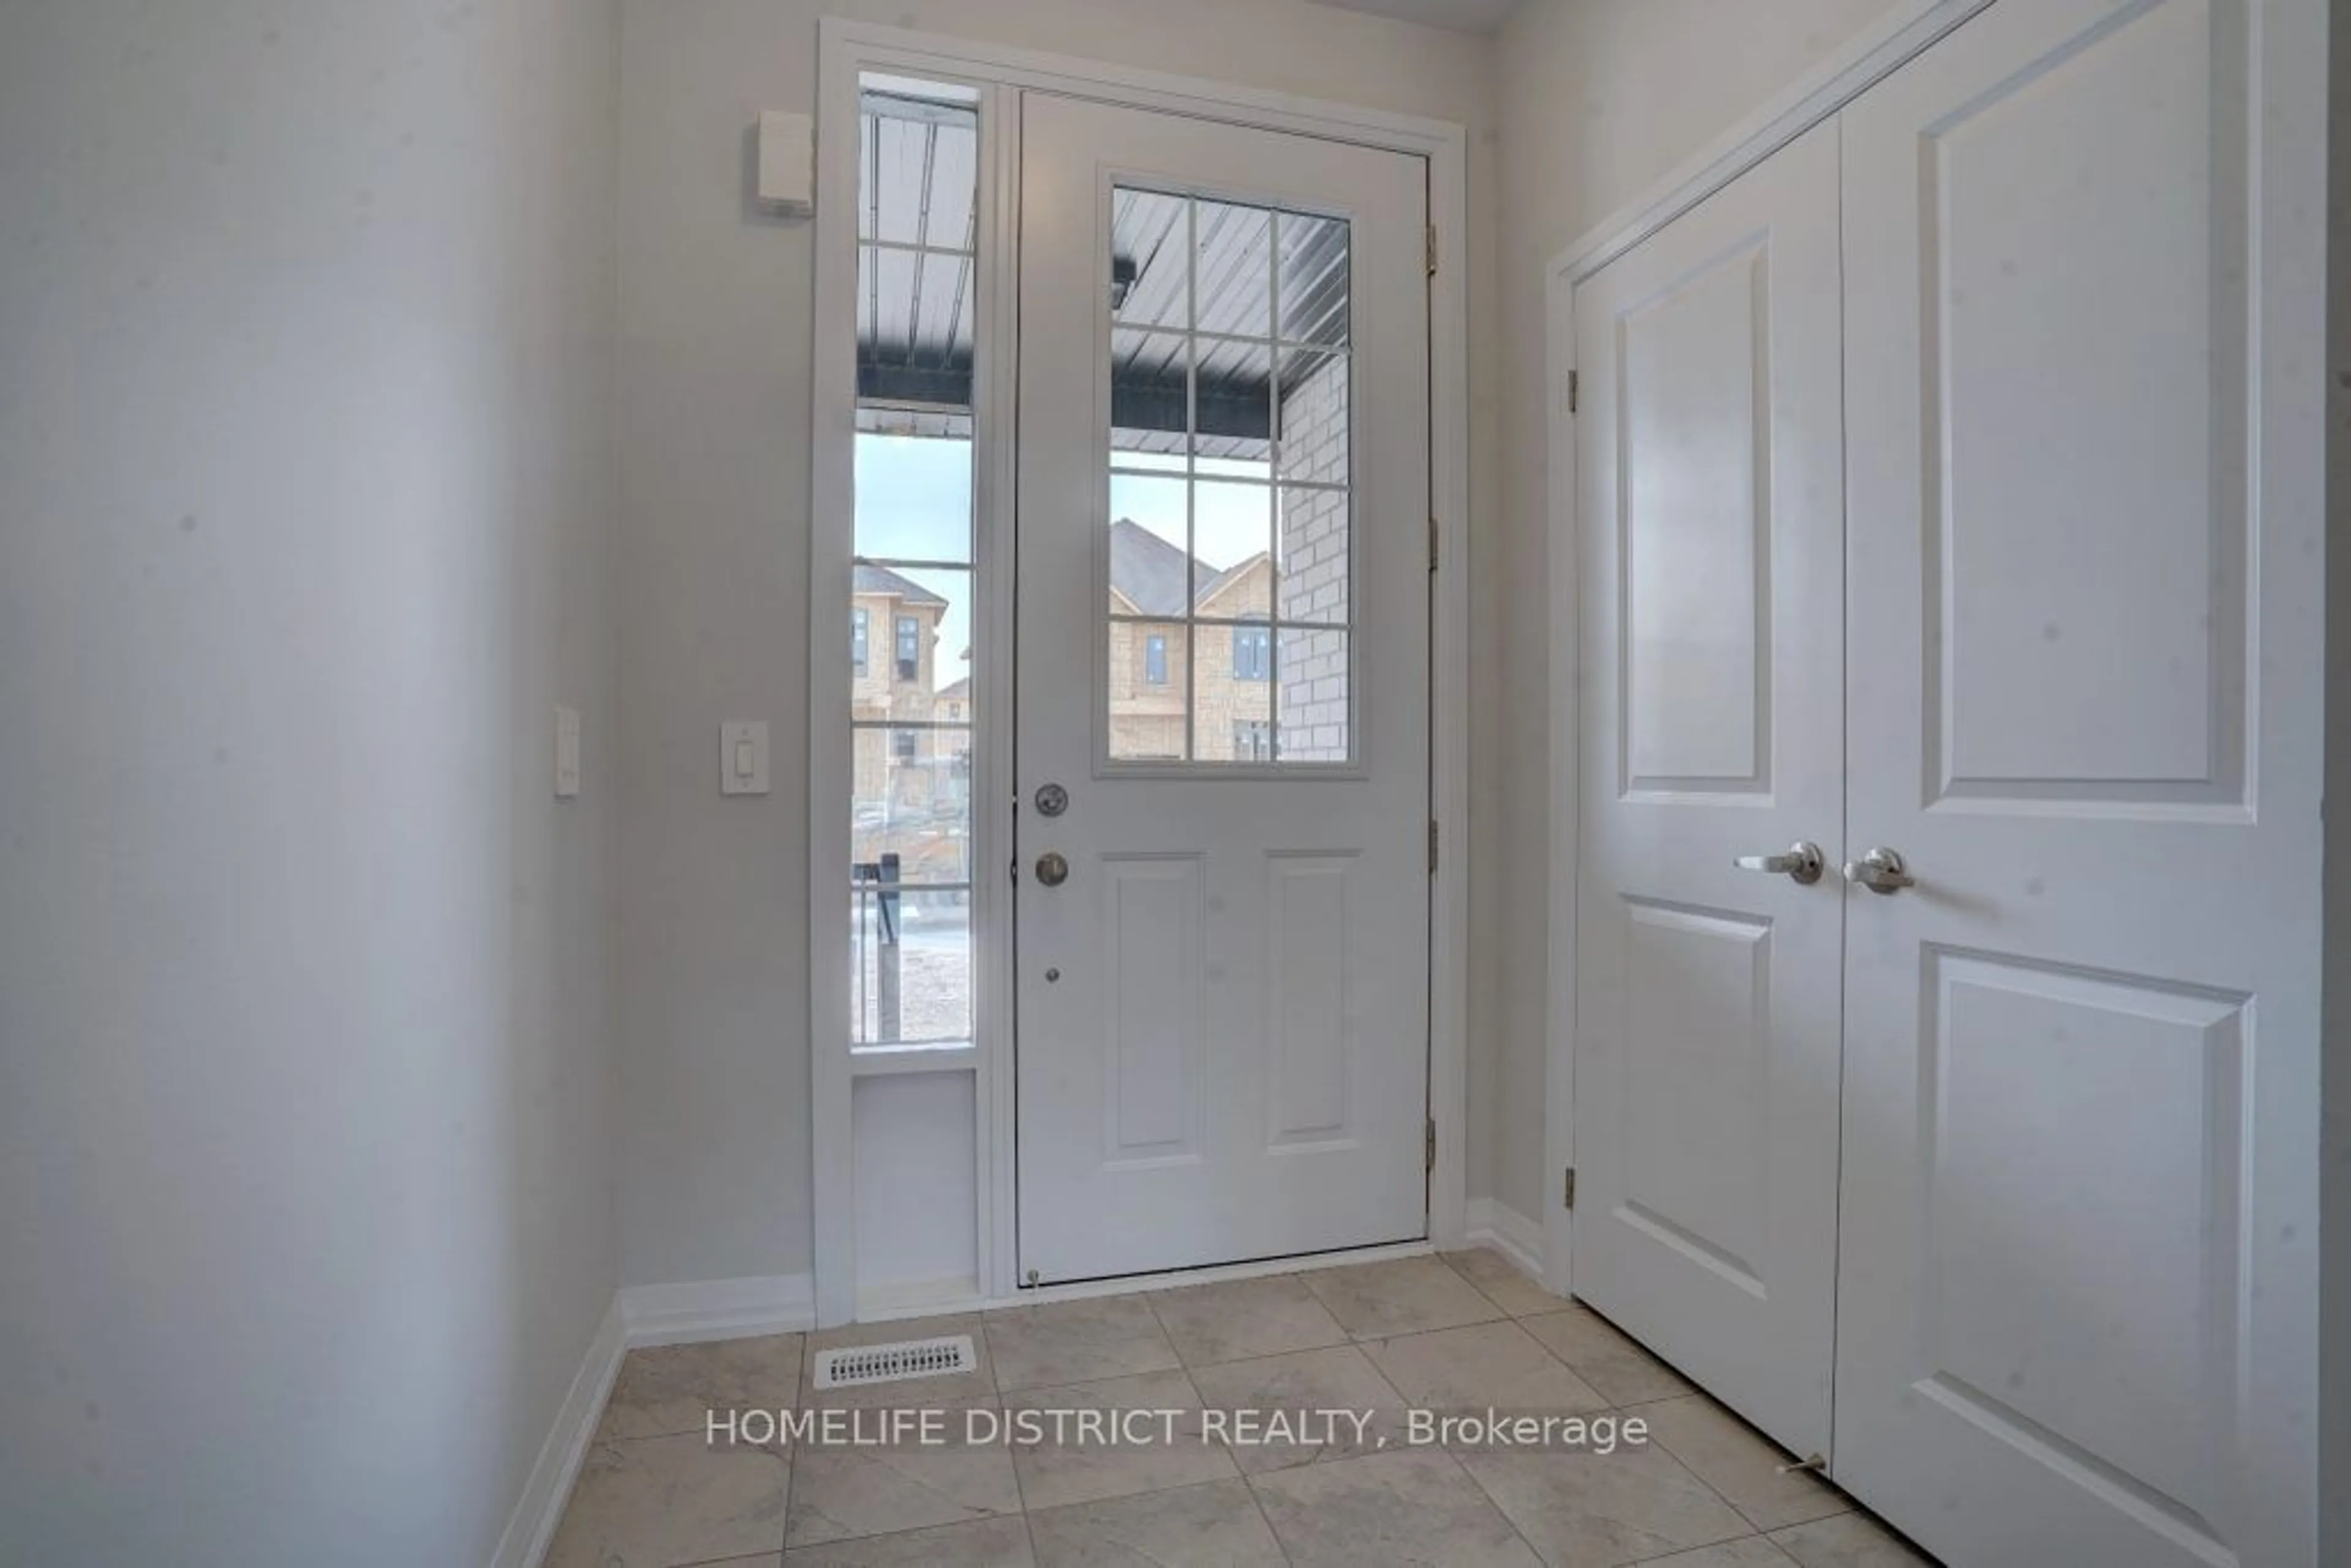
554, 707, 581, 799
721, 720, 770, 796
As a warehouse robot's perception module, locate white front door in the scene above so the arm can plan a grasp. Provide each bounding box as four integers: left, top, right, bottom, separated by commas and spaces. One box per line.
1570, 121, 1847, 1460
1835, 1, 2322, 1562
1013, 93, 1432, 1285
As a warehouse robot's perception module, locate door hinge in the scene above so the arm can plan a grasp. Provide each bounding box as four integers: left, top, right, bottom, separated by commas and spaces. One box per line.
1426, 1117, 1438, 1173
1567, 369, 1580, 415
1428, 516, 1440, 572
1562, 1167, 1577, 1209
1425, 223, 1439, 277
1427, 819, 1439, 874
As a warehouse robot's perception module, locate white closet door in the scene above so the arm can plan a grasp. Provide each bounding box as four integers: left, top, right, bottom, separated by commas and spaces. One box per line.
1571, 121, 1845, 1461
1836, 1, 2323, 1563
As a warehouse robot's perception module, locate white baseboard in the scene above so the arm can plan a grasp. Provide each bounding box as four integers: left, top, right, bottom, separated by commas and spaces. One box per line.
618, 1272, 816, 1349
489, 1297, 626, 1568
489, 1273, 817, 1567
1464, 1196, 1547, 1281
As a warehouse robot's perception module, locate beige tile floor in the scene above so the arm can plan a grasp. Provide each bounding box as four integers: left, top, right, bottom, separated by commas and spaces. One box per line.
547, 1249, 1938, 1567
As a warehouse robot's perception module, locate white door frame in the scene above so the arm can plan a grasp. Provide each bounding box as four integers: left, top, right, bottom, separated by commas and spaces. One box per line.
811, 17, 1473, 1327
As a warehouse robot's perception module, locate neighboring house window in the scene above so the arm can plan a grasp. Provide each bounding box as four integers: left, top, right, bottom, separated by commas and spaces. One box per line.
896, 615, 920, 680
1234, 721, 1272, 762
852, 608, 869, 675
1231, 624, 1271, 681
1144, 634, 1168, 685
893, 730, 918, 763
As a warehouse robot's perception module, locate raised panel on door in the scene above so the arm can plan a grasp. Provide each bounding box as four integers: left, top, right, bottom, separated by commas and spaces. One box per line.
1098, 855, 1205, 1164
1914, 951, 2246, 1526
1572, 119, 1845, 1461
1621, 245, 1772, 797
1836, 0, 2324, 1562
1918, 0, 2244, 811
1616, 901, 1772, 1292
1264, 853, 1357, 1151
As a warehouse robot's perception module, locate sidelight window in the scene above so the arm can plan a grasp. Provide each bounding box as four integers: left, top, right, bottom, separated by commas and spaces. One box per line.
849, 72, 981, 1050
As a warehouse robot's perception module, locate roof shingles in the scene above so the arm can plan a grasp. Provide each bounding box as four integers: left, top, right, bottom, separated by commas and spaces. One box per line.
1107, 518, 1266, 618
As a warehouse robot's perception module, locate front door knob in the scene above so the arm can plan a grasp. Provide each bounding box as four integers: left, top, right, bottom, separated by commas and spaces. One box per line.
1843, 846, 1914, 895
1034, 851, 1070, 888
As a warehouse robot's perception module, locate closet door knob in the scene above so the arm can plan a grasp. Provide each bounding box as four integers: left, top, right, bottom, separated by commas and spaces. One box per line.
1843, 847, 1914, 895
1732, 842, 1825, 885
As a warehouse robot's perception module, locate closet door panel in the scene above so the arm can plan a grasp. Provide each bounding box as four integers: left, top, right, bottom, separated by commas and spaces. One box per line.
1571, 119, 1845, 1462
1835, 1, 2323, 1563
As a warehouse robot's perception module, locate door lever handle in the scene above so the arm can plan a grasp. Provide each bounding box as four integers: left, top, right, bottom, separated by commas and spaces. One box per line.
1843, 846, 1914, 895
1733, 842, 1824, 885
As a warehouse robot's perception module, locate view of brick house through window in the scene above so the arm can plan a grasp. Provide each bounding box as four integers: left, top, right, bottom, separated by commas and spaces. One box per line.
1106, 183, 1354, 764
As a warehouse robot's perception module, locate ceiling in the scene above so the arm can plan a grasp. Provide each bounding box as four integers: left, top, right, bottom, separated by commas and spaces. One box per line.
1305, 0, 1520, 34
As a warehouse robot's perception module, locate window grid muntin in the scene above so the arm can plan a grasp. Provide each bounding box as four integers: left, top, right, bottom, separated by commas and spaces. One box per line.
1106, 184, 1354, 768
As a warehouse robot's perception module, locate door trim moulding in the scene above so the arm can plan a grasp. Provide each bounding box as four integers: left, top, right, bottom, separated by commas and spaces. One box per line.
1540, 0, 1995, 1297
811, 16, 1475, 1328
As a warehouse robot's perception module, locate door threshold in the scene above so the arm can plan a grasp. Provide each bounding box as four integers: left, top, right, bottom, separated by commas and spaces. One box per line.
854, 1238, 1431, 1324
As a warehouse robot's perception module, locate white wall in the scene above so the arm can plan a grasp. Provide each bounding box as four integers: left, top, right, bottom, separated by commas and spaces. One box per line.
1480, 0, 1899, 1223
613, 0, 1499, 1290
0, 2, 622, 1562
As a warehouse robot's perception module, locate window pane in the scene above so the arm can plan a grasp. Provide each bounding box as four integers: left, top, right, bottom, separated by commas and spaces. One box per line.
1192, 479, 1272, 604
1111, 188, 1188, 329
1277, 628, 1350, 762
1112, 328, 1188, 458
910, 249, 975, 372
850, 718, 974, 1044
1110, 620, 1188, 761
1277, 210, 1350, 347
850, 883, 972, 1046
1195, 632, 1272, 762
855, 432, 971, 561
852, 726, 974, 885
858, 244, 915, 362
1106, 477, 1190, 617
1195, 336, 1273, 458
1194, 198, 1272, 340
1278, 486, 1349, 625
853, 566, 971, 723
860, 91, 977, 247
1275, 350, 1348, 488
